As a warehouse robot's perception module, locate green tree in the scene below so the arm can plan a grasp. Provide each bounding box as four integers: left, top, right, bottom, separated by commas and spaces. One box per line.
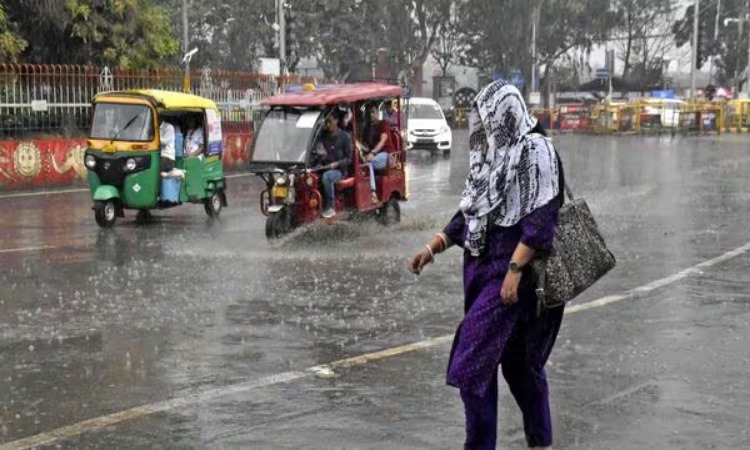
613, 0, 676, 87
431, 16, 463, 76
673, 0, 746, 90
288, 0, 386, 79
456, 0, 614, 93
384, 0, 453, 84
4, 0, 179, 67
164, 0, 276, 71
0, 3, 27, 63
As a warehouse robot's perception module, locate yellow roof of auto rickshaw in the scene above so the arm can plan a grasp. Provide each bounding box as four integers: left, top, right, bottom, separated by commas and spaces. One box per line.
93, 89, 218, 111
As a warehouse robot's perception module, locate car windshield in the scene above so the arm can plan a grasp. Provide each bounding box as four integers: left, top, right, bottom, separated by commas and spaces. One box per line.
253, 109, 321, 162
409, 103, 444, 120
90, 103, 154, 141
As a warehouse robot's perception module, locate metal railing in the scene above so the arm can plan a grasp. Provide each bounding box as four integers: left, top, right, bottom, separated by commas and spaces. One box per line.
0, 64, 322, 139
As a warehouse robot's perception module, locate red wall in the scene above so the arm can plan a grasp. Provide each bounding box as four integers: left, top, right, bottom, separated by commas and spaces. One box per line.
0, 131, 254, 191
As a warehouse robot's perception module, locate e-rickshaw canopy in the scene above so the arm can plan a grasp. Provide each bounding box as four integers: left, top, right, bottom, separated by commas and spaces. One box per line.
262, 83, 404, 107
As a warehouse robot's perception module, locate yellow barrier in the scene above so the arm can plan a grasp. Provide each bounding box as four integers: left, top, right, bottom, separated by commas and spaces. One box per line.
679, 101, 724, 133
724, 99, 750, 133
586, 100, 723, 134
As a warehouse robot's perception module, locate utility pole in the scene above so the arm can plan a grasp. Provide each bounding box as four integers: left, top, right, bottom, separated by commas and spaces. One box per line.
738, 8, 745, 96
278, 0, 287, 77
182, 0, 190, 92
746, 0, 750, 96
711, 0, 721, 83
530, 2, 539, 103
691, 0, 700, 99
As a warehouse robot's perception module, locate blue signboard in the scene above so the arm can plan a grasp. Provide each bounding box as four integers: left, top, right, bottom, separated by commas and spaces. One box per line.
493, 70, 526, 89
596, 68, 610, 80
651, 90, 676, 99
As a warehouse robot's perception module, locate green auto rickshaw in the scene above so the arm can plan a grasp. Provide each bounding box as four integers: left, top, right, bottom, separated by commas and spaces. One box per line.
84, 89, 227, 227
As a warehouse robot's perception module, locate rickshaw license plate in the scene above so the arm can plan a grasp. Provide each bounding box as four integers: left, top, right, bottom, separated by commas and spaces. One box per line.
271, 186, 289, 198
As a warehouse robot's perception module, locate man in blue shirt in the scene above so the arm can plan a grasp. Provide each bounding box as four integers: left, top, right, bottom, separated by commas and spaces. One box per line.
313, 112, 351, 218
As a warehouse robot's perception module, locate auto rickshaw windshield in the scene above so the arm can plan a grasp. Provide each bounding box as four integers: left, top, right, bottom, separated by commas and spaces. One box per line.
253, 109, 321, 162
91, 103, 155, 142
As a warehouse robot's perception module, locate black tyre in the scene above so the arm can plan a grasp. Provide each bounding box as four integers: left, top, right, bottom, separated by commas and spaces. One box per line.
378, 197, 401, 226
204, 191, 223, 218
265, 208, 292, 239
94, 200, 117, 228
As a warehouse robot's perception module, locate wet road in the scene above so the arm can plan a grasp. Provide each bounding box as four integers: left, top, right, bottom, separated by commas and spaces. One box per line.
2, 132, 750, 449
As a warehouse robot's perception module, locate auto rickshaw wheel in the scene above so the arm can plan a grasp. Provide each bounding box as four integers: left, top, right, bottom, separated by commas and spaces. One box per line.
204, 191, 223, 218
94, 200, 117, 228
378, 198, 401, 226
265, 208, 292, 239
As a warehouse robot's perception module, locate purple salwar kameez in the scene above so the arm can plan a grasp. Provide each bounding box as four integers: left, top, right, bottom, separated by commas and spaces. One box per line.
443, 200, 564, 448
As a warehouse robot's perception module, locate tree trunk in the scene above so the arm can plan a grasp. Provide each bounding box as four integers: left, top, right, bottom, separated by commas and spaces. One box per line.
623, 11, 633, 76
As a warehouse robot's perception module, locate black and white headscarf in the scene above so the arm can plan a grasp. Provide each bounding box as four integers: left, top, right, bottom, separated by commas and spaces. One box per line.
460, 80, 560, 257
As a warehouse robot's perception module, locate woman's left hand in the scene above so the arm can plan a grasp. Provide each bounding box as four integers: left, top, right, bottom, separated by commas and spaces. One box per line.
500, 271, 522, 305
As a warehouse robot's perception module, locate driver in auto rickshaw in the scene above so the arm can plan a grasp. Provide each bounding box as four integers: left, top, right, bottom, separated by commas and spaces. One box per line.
311, 111, 351, 218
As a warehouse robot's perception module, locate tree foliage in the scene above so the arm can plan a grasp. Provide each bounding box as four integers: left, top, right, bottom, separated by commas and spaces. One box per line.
3, 0, 179, 68
455, 0, 614, 91
0, 4, 27, 63
673, 0, 747, 89
431, 15, 464, 76
611, 0, 676, 87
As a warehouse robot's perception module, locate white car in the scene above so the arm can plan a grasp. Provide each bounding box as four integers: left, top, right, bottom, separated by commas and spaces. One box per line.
406, 97, 452, 154
640, 98, 685, 128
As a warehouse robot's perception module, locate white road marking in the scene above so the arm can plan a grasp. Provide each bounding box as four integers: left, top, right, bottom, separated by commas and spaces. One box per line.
0, 174, 254, 200
0, 245, 58, 254
2, 240, 750, 449
225, 173, 254, 179
565, 241, 750, 314
0, 188, 88, 199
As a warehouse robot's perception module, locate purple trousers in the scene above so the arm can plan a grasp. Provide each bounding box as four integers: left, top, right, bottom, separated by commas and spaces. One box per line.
459, 296, 564, 449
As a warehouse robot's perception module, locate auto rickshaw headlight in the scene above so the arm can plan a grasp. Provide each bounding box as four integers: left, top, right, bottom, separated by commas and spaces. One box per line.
85, 155, 96, 169
306, 175, 314, 187
272, 173, 288, 186
125, 158, 137, 172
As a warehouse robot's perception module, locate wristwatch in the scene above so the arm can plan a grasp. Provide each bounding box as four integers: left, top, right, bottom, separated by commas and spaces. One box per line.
509, 261, 523, 273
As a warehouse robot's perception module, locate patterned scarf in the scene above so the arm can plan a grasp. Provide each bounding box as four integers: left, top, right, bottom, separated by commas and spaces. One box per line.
459, 81, 560, 257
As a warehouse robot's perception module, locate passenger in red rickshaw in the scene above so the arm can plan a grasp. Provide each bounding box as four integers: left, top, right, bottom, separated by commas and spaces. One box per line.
364, 103, 393, 203
385, 100, 403, 128
312, 112, 351, 218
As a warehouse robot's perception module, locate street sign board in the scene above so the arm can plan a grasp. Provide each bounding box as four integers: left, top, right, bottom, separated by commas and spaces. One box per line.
596, 68, 609, 80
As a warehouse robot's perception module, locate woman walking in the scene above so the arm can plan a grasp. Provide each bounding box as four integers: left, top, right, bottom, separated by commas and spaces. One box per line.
409, 81, 565, 449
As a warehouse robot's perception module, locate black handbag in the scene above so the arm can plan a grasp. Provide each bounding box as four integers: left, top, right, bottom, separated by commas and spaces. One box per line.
531, 157, 616, 314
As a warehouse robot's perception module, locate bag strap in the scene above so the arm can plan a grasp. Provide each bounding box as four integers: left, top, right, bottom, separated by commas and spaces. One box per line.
534, 258, 548, 317
554, 149, 575, 204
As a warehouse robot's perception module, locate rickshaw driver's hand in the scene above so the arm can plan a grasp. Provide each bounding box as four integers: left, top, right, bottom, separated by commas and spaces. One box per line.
365, 153, 375, 162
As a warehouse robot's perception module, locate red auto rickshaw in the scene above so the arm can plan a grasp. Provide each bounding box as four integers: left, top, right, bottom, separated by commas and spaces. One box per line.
249, 83, 408, 239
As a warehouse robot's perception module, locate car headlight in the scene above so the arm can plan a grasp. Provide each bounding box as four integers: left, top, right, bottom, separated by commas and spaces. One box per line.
125, 158, 137, 172
439, 125, 451, 134
272, 173, 289, 186
85, 155, 96, 169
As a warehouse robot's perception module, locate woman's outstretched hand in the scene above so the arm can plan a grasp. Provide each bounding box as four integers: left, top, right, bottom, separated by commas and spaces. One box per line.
409, 247, 434, 275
